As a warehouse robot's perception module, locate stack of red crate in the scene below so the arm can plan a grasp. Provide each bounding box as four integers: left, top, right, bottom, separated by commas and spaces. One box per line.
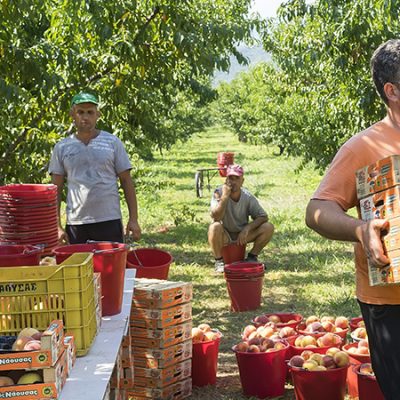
357, 154, 400, 285
125, 279, 193, 400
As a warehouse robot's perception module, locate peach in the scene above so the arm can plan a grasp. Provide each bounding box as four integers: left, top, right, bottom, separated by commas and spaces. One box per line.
234, 341, 249, 352
254, 315, 269, 325
301, 335, 317, 348
321, 321, 335, 333
17, 328, 40, 339
309, 353, 323, 365
12, 336, 33, 351
243, 325, 257, 339
274, 341, 286, 350
314, 365, 327, 371
303, 360, 319, 371
334, 316, 349, 329
300, 350, 314, 360
23, 340, 41, 351
359, 363, 374, 376
248, 331, 258, 340
268, 315, 281, 324
321, 316, 335, 324
322, 355, 336, 369
317, 333, 341, 348
0, 376, 14, 387
248, 344, 261, 353
294, 335, 305, 347
248, 337, 261, 346
198, 323, 211, 332
353, 327, 367, 339
357, 346, 369, 355
289, 355, 304, 368
333, 351, 349, 367
326, 347, 341, 357
287, 319, 297, 324
357, 320, 365, 328
307, 321, 324, 333
279, 326, 296, 338
306, 315, 320, 325
203, 331, 219, 342
191, 327, 205, 343
260, 326, 275, 338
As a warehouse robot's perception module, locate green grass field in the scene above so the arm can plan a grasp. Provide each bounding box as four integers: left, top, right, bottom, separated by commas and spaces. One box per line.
130, 126, 360, 399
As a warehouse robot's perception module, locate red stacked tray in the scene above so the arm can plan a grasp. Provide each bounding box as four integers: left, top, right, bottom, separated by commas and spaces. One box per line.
0, 184, 59, 255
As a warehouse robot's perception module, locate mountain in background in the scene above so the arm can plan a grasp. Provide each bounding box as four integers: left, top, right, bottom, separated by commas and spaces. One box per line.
212, 44, 271, 87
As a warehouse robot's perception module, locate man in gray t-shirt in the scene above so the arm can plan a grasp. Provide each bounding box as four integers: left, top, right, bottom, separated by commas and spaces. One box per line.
208, 164, 274, 272
48, 92, 141, 244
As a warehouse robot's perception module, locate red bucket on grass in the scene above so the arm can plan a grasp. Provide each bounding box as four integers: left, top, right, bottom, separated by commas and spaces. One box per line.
217, 152, 235, 177
343, 343, 371, 399
192, 333, 221, 387
0, 244, 43, 266
126, 247, 172, 280
221, 242, 246, 264
53, 242, 128, 316
225, 262, 264, 312
355, 364, 385, 400
233, 345, 288, 399
290, 365, 348, 400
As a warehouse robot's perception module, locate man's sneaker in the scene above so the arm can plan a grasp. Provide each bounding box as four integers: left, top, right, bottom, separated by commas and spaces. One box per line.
214, 259, 225, 273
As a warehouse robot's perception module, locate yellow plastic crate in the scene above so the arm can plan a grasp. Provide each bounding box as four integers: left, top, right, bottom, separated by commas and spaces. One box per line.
0, 253, 98, 355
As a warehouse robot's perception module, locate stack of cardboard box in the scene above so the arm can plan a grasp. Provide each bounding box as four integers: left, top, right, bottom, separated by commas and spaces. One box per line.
357, 154, 400, 285
0, 320, 76, 400
124, 279, 193, 400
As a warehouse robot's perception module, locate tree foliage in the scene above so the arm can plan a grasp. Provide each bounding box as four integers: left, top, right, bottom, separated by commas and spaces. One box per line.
216, 0, 400, 170
0, 0, 259, 183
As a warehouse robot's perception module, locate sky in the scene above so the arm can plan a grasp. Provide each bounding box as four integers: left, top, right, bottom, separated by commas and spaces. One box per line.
250, 0, 283, 18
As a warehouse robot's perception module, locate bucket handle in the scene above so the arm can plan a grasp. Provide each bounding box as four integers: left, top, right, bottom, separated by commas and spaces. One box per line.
85, 240, 128, 254
22, 244, 45, 254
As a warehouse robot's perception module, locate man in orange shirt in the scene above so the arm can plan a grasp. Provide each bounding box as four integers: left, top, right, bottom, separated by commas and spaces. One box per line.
306, 39, 400, 399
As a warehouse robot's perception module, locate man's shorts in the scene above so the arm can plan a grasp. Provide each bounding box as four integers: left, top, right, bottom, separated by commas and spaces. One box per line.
66, 219, 124, 244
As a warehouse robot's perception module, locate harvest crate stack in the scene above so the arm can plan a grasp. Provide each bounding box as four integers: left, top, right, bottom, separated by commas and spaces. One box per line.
357, 154, 400, 285
0, 320, 76, 400
122, 279, 193, 400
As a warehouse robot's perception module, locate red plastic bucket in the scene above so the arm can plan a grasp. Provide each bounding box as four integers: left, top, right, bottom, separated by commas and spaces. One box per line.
343, 343, 370, 399
53, 242, 128, 316
221, 243, 246, 264
192, 336, 221, 387
225, 274, 263, 312
355, 364, 384, 400
126, 248, 172, 280
290, 365, 348, 400
0, 245, 43, 266
234, 346, 288, 398
217, 152, 234, 177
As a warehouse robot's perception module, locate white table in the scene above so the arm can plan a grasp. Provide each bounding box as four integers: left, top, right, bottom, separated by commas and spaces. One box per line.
59, 269, 136, 400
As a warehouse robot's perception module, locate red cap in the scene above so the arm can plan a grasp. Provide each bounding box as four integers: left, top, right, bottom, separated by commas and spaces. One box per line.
226, 164, 244, 177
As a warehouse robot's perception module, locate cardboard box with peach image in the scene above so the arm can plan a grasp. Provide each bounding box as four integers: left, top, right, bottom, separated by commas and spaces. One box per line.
0, 320, 64, 371
0, 344, 68, 399
368, 248, 400, 286
360, 185, 400, 221
356, 154, 400, 200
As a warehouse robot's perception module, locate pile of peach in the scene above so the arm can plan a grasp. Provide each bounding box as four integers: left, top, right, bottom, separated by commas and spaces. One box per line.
297, 315, 349, 335
232, 323, 289, 353
346, 339, 370, 356
191, 323, 221, 343
292, 332, 342, 349
288, 348, 350, 371
253, 314, 299, 326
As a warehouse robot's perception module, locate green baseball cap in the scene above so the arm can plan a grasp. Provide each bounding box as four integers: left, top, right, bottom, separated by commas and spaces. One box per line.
71, 92, 99, 106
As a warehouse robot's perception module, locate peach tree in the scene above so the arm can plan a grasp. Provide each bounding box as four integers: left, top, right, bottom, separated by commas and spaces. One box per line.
0, 0, 259, 183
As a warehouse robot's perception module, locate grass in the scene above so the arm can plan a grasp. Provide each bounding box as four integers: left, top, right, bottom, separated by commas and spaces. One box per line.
128, 126, 359, 399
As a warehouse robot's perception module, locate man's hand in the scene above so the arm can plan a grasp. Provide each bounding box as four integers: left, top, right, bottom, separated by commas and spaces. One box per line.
221, 181, 232, 198
237, 226, 250, 246
359, 219, 390, 267
57, 226, 69, 244
126, 220, 141, 241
